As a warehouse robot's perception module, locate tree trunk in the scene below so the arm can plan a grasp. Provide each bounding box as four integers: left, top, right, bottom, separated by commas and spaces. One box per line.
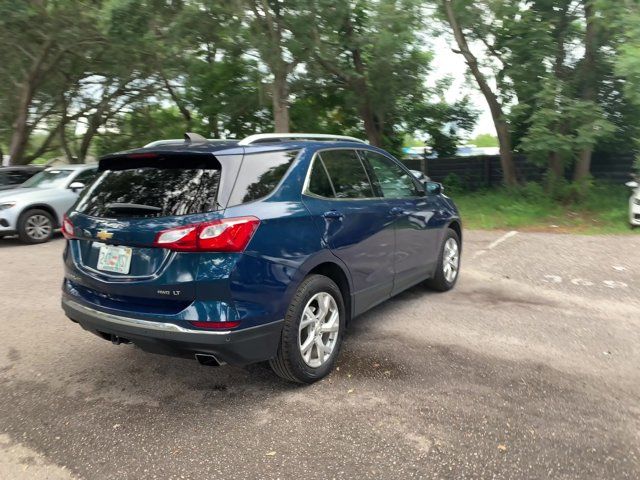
162, 75, 192, 130
272, 67, 290, 133
358, 96, 382, 146
574, 0, 597, 182
548, 152, 564, 179
209, 115, 220, 138
8, 38, 55, 165
59, 127, 76, 163
442, 0, 518, 187
8, 82, 35, 165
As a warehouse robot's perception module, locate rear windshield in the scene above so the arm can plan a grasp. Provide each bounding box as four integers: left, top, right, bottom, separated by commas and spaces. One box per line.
75, 157, 221, 218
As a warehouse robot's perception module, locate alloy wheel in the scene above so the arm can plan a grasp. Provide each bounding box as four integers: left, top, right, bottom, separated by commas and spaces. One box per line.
298, 292, 340, 368
443, 237, 460, 283
25, 214, 52, 241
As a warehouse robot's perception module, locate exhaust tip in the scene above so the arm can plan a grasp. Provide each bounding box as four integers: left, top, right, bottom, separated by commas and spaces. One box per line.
195, 353, 223, 367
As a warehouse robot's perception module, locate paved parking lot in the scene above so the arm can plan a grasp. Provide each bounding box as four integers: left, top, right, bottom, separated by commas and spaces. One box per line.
0, 230, 639, 479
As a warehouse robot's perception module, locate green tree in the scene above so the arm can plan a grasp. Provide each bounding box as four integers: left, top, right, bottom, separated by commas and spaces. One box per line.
243, 0, 309, 133
439, 0, 519, 186
306, 0, 433, 152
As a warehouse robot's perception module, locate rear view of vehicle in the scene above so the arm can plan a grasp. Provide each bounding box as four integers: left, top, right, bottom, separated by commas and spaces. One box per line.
62, 134, 463, 384
61, 146, 300, 369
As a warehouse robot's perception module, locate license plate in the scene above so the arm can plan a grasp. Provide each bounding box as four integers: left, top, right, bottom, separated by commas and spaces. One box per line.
97, 244, 132, 274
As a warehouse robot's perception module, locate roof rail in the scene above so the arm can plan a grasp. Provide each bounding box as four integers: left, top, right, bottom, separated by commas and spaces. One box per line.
237, 133, 366, 145
143, 138, 229, 148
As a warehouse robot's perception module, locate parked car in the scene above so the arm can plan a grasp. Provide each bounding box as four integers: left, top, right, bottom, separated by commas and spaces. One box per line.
626, 180, 640, 228
61, 133, 462, 383
0, 165, 43, 191
0, 164, 98, 243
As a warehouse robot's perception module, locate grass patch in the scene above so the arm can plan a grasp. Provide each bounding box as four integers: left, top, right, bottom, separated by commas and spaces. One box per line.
450, 182, 635, 234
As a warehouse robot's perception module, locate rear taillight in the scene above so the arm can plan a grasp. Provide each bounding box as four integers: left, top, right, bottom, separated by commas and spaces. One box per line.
153, 216, 260, 252
62, 214, 75, 239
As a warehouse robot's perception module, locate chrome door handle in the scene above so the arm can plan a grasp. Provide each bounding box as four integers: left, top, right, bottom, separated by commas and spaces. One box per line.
389, 207, 404, 216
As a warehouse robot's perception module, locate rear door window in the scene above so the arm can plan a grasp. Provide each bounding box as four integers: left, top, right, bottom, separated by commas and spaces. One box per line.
75, 157, 221, 218
319, 149, 375, 199
227, 150, 299, 206
307, 157, 335, 198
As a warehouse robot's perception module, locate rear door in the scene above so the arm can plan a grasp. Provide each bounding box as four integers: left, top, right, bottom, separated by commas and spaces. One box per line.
358, 149, 441, 294
302, 149, 395, 315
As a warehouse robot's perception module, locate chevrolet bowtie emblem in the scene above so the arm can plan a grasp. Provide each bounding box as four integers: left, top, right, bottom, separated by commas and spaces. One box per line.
96, 230, 114, 241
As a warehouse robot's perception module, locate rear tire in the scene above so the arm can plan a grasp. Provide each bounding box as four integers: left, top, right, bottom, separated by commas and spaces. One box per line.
425, 228, 461, 292
18, 209, 54, 244
269, 274, 345, 383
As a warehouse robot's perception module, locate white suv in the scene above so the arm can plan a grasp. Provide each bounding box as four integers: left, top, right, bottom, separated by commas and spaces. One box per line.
0, 164, 97, 243
627, 180, 640, 229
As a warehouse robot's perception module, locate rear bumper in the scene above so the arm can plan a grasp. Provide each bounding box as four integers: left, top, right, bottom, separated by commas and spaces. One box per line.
62, 297, 283, 366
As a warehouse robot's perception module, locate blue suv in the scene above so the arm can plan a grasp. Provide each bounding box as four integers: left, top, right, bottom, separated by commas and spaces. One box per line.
61, 133, 462, 383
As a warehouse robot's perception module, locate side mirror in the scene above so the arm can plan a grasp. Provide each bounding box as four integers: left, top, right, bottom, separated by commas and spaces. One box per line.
69, 182, 85, 193
424, 181, 443, 195
626, 181, 639, 189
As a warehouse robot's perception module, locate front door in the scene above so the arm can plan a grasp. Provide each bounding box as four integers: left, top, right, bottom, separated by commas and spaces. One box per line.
358, 150, 441, 294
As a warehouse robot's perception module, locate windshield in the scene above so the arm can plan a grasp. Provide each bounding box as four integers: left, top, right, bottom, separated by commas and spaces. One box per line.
22, 169, 72, 189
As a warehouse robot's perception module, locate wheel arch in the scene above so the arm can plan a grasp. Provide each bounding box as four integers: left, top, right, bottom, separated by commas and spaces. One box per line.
447, 219, 463, 248
306, 261, 353, 324
19, 204, 60, 228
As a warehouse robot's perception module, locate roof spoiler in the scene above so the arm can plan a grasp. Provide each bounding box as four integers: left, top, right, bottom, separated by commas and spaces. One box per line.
184, 132, 208, 143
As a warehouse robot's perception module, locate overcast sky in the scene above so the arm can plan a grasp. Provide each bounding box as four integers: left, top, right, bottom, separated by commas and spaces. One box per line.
430, 35, 496, 137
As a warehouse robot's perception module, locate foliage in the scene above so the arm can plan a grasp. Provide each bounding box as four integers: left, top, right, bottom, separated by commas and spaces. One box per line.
0, 0, 638, 195
453, 182, 633, 234
471, 134, 498, 148
519, 79, 615, 167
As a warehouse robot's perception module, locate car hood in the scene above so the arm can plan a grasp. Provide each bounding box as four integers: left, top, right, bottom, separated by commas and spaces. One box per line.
0, 187, 58, 203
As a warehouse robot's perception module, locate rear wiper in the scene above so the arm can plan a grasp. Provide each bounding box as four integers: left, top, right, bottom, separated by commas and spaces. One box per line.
105, 202, 162, 212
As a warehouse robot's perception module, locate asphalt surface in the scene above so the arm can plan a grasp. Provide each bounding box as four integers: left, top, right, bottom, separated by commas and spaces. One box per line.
0, 230, 639, 479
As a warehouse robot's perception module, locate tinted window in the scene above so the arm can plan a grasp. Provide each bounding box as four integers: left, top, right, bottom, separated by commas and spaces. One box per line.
307, 157, 335, 198
227, 150, 298, 206
2, 170, 35, 185
22, 169, 73, 189
75, 159, 221, 218
72, 169, 98, 186
319, 150, 374, 199
360, 150, 419, 198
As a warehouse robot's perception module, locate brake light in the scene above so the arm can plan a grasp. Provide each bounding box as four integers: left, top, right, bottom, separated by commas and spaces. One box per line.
153, 216, 260, 252
62, 214, 75, 239
188, 321, 241, 330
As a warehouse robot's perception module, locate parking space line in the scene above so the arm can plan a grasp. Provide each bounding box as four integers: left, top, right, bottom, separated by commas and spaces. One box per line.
473, 230, 518, 259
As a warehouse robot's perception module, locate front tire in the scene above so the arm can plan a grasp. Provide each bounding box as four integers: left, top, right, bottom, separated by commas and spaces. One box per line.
18, 209, 54, 244
269, 274, 345, 383
426, 228, 461, 292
